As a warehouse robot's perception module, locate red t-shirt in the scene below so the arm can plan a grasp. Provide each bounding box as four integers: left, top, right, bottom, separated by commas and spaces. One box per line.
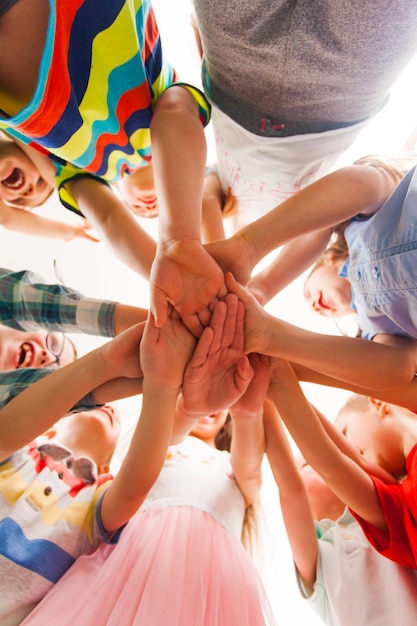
350, 444, 417, 569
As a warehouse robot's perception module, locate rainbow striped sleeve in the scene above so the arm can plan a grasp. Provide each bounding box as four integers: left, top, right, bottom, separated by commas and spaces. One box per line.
0, 0, 210, 187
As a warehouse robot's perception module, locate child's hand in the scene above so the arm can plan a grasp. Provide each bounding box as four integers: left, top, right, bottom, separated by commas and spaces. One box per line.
269, 356, 296, 386
225, 272, 270, 355
182, 293, 254, 415
230, 353, 270, 419
99, 323, 145, 379
64, 220, 100, 242
205, 235, 254, 286
149, 239, 227, 337
140, 308, 196, 390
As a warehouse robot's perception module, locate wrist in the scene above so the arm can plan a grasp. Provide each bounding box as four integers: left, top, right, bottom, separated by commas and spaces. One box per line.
156, 235, 201, 254
230, 407, 263, 422
176, 393, 206, 419
143, 377, 181, 397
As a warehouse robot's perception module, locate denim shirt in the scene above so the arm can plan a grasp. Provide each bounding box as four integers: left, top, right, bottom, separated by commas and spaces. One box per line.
344, 165, 417, 341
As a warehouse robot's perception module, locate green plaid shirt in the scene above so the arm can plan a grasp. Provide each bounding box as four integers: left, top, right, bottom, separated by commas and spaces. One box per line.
0, 268, 117, 410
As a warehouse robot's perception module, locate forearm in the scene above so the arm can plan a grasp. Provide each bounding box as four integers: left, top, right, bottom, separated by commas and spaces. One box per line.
201, 172, 226, 243
229, 407, 265, 505
70, 178, 156, 278
232, 165, 394, 268
0, 204, 84, 240
201, 194, 226, 243
112, 304, 148, 335
264, 403, 318, 591
269, 365, 386, 530
293, 362, 417, 412
151, 86, 207, 244
170, 394, 206, 444
261, 316, 417, 390
101, 381, 179, 531
247, 231, 330, 304
93, 377, 142, 405
0, 348, 117, 458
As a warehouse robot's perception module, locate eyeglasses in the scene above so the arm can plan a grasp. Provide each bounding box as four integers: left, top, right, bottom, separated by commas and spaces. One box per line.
45, 332, 66, 367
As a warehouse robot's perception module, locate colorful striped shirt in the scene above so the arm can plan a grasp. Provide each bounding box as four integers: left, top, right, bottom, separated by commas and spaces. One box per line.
0, 442, 118, 624
0, 0, 210, 213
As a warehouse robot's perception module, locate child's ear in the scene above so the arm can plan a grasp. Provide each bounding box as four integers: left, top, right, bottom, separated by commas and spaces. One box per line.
369, 397, 389, 417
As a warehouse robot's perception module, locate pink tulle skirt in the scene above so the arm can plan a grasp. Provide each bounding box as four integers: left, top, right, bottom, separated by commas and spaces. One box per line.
23, 506, 277, 625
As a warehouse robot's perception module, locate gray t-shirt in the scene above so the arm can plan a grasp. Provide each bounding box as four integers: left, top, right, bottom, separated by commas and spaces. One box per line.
193, 1, 417, 136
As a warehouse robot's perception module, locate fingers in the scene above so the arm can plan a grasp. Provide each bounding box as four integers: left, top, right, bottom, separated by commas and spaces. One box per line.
141, 309, 157, 345
196, 306, 212, 330
180, 313, 204, 339
207, 300, 227, 355
83, 231, 100, 243
150, 287, 169, 329
217, 276, 229, 301
225, 271, 243, 299
230, 298, 244, 354
184, 326, 215, 379
234, 355, 254, 393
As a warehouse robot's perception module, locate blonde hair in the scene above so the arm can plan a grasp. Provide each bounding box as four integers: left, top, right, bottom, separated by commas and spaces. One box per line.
335, 393, 370, 421
215, 413, 260, 554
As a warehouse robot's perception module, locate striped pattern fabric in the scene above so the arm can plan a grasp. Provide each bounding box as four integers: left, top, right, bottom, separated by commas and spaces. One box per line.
0, 0, 210, 184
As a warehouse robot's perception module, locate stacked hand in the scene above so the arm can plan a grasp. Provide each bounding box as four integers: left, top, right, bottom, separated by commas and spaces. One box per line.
150, 239, 227, 337
181, 293, 254, 415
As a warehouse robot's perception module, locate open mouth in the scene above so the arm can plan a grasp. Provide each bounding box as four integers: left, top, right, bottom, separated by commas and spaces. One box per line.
16, 342, 34, 368
2, 167, 25, 191
318, 293, 331, 311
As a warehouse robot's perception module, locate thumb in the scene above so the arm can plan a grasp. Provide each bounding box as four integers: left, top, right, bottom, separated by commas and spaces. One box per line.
234, 355, 254, 393
150, 286, 168, 328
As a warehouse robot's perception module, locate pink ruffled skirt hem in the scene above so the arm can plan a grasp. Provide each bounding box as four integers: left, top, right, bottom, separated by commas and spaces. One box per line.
23, 506, 277, 625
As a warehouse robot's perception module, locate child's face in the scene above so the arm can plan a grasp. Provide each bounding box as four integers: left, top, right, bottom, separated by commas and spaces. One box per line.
190, 410, 229, 447
116, 162, 159, 218
0, 136, 53, 208
51, 404, 121, 470
296, 455, 345, 520
335, 403, 406, 480
0, 326, 76, 370
304, 262, 354, 318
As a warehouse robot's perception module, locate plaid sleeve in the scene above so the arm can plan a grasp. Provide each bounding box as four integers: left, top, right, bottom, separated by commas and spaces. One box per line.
0, 369, 101, 412
0, 268, 116, 337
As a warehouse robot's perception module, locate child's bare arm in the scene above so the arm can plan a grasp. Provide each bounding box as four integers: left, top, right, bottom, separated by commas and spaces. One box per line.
247, 230, 330, 305
0, 200, 98, 241
226, 272, 417, 391
149, 86, 227, 331
100, 310, 196, 532
69, 177, 156, 279
292, 361, 417, 413
112, 303, 148, 335
229, 353, 270, 505
268, 359, 387, 532
207, 164, 396, 284
201, 171, 227, 243
264, 403, 319, 594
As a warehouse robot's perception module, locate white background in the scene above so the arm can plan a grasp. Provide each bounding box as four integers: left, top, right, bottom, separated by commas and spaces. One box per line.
1, 1, 417, 623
